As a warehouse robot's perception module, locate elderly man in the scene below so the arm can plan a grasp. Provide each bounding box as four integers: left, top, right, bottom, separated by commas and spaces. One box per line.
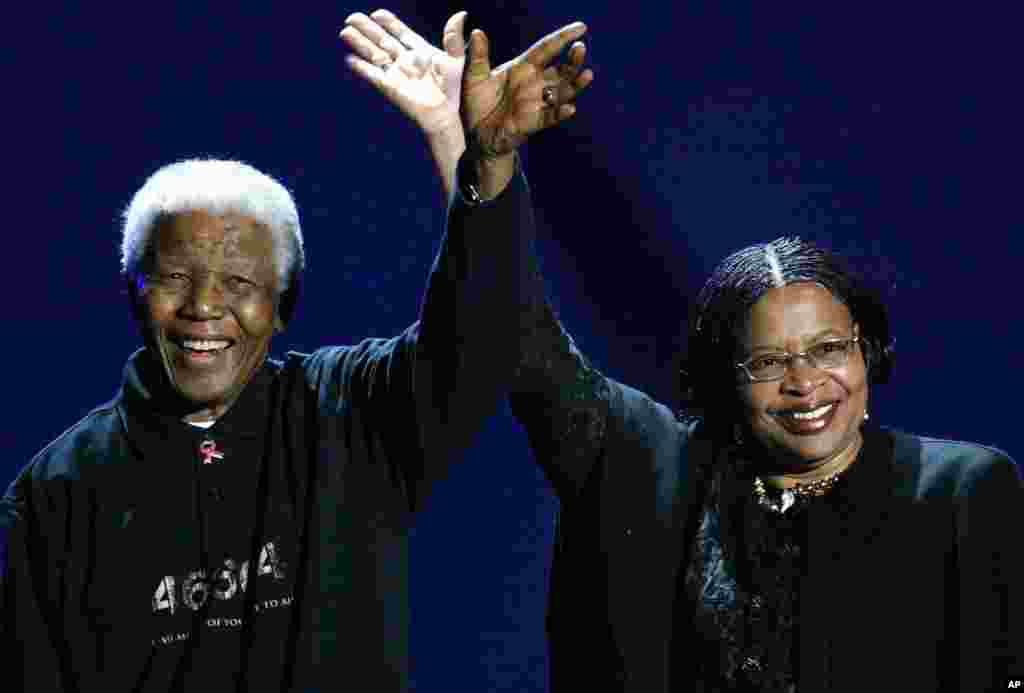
0, 13, 591, 692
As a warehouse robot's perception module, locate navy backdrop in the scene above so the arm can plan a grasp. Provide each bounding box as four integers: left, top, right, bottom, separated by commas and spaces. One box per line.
6, 2, 1020, 691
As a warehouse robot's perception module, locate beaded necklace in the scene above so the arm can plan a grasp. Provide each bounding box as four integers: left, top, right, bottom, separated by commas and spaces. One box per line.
752, 470, 845, 514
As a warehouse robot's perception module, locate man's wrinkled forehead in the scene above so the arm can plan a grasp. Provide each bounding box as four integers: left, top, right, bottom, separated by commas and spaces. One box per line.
152, 210, 274, 260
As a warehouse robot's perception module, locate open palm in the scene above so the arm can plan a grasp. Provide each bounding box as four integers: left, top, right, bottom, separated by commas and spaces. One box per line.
342, 10, 466, 135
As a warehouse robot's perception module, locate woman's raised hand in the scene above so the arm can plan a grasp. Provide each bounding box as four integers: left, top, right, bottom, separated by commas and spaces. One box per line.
461, 21, 593, 160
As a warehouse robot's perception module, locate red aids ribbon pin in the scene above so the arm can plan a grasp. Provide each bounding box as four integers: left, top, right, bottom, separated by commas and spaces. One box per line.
199, 440, 225, 465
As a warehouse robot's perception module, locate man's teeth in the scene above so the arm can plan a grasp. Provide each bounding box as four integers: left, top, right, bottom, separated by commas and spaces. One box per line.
786, 403, 835, 420
182, 340, 230, 352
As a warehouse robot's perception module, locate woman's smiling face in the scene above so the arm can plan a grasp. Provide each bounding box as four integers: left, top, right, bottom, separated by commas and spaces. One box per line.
737, 281, 868, 471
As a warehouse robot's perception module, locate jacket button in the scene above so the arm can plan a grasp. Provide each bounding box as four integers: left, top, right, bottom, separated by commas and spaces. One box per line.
624, 528, 632, 536
781, 541, 801, 558
750, 595, 764, 609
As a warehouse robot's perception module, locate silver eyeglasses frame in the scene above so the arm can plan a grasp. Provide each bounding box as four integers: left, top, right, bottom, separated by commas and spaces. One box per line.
735, 336, 860, 383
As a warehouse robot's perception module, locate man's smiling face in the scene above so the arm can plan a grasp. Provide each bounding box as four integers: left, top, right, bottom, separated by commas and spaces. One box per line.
138, 209, 281, 421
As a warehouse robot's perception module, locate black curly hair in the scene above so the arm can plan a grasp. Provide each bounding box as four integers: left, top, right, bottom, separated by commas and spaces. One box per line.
679, 236, 894, 437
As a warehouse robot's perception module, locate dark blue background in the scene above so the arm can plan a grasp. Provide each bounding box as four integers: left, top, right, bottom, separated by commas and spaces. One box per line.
6, 2, 1019, 690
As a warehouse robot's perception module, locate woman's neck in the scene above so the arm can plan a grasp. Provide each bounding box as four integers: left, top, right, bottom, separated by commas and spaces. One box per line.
761, 432, 863, 490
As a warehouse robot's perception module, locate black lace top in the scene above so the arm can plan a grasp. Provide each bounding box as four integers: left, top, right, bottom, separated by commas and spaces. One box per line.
680, 449, 865, 692
507, 278, 1020, 691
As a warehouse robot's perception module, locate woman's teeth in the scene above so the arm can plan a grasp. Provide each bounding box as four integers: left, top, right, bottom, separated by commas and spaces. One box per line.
787, 403, 835, 420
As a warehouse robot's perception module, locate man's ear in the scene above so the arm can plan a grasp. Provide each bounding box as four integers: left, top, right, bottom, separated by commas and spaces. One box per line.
276, 274, 300, 329
127, 274, 145, 323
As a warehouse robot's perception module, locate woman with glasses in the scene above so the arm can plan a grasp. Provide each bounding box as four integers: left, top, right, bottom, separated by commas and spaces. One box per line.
517, 234, 1021, 691
341, 10, 1022, 692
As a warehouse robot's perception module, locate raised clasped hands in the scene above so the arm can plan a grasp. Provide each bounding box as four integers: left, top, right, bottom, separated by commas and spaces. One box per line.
341, 10, 593, 198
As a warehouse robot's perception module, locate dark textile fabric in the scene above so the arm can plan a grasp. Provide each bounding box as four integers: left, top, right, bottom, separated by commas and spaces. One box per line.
506, 200, 1024, 692
0, 164, 541, 692
681, 426, 909, 691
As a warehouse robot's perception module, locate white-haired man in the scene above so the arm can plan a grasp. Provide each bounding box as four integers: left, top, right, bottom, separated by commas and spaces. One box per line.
0, 13, 591, 691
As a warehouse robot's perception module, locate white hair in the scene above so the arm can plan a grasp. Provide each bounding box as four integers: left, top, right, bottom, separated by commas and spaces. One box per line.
763, 243, 786, 288
121, 159, 305, 290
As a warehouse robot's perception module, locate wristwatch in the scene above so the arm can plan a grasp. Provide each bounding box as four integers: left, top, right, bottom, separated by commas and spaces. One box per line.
456, 148, 518, 206
456, 149, 484, 205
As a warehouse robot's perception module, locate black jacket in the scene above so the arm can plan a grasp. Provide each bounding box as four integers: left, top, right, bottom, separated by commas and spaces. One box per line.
0, 167, 540, 692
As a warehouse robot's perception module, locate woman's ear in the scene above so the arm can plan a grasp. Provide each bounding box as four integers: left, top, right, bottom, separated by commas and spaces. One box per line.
855, 324, 873, 369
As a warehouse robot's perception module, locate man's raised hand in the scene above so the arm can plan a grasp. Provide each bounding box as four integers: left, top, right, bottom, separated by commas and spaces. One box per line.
341, 10, 467, 136
462, 22, 594, 160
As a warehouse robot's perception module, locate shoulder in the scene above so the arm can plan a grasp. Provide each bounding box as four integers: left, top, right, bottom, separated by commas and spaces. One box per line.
598, 381, 707, 519
26, 402, 124, 482
284, 331, 415, 372
285, 334, 413, 378
283, 334, 416, 401
610, 380, 688, 446
4, 401, 124, 511
604, 380, 701, 487
888, 427, 1020, 498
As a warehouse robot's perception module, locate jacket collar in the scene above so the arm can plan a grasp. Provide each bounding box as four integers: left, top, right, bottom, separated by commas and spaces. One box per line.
832, 423, 896, 506
117, 348, 281, 451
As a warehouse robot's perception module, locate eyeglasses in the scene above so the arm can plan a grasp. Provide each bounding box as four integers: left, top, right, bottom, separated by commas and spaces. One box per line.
736, 337, 859, 383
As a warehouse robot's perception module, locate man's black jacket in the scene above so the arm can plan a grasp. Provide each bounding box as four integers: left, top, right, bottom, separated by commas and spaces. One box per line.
0, 166, 539, 692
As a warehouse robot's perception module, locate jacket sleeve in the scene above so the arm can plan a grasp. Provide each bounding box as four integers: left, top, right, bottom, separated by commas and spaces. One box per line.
509, 297, 615, 500
955, 452, 1023, 690
303, 155, 544, 511
1, 469, 69, 692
